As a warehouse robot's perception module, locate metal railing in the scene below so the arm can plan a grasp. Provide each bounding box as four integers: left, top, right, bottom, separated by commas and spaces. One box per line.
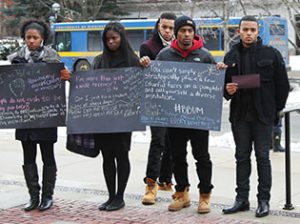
279, 107, 300, 210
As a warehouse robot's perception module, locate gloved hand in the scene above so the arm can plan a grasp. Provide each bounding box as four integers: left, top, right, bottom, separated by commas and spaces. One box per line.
61, 69, 71, 81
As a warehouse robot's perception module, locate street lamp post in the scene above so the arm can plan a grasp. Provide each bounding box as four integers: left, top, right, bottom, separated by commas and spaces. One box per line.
49, 3, 60, 28
52, 3, 61, 21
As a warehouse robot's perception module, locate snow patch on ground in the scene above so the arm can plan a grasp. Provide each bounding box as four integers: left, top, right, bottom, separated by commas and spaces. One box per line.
290, 55, 300, 71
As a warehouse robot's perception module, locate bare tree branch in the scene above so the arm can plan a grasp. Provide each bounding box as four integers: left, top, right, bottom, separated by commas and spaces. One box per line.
289, 38, 300, 53
238, 0, 247, 15
249, 0, 272, 16
282, 0, 300, 53
92, 0, 104, 18
36, 0, 52, 10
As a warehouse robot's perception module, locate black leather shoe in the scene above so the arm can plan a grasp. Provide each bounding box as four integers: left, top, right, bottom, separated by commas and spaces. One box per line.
255, 201, 269, 217
223, 200, 250, 214
98, 198, 114, 211
106, 198, 125, 211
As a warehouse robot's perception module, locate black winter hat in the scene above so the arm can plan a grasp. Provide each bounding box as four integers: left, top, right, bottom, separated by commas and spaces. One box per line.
174, 15, 196, 38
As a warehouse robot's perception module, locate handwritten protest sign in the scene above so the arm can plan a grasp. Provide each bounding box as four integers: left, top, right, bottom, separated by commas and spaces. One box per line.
0, 63, 66, 129
67, 67, 145, 134
140, 61, 225, 131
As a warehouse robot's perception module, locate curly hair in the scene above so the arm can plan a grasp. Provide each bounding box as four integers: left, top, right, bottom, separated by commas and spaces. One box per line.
20, 19, 50, 42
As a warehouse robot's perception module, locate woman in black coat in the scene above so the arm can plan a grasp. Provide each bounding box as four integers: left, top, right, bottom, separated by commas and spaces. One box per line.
93, 22, 150, 211
10, 19, 66, 212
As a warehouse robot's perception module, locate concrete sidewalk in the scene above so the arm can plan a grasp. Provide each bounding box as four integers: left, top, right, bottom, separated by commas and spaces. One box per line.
0, 135, 300, 224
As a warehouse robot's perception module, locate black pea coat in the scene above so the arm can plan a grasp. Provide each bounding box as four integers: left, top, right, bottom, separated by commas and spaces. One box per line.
11, 46, 60, 143
223, 37, 290, 125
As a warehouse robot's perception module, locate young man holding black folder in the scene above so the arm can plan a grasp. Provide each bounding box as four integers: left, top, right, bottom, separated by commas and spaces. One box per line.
221, 15, 290, 218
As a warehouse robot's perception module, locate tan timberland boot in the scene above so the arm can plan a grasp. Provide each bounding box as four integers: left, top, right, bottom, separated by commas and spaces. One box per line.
142, 178, 158, 205
168, 187, 190, 211
158, 182, 173, 191
198, 191, 211, 213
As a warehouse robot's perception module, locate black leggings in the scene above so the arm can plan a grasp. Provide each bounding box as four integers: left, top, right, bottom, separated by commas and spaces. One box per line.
22, 141, 56, 166
95, 133, 131, 200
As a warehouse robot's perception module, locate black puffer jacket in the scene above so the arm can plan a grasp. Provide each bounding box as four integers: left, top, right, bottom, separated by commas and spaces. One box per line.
156, 36, 215, 64
224, 38, 290, 125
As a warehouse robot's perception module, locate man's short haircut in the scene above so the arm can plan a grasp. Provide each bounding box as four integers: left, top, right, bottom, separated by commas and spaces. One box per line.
239, 15, 259, 28
159, 12, 177, 22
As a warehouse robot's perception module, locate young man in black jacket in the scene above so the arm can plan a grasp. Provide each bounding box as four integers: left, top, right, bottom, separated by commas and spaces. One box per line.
221, 15, 290, 218
140, 12, 176, 205
156, 15, 216, 214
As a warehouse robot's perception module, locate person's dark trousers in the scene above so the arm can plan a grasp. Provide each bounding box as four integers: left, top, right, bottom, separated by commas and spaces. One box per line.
273, 119, 282, 135
159, 128, 173, 184
272, 118, 285, 152
145, 126, 166, 182
167, 128, 213, 193
95, 133, 131, 211
232, 119, 272, 202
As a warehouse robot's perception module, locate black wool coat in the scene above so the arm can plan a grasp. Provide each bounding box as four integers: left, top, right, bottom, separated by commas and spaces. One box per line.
224, 38, 290, 125
11, 46, 60, 143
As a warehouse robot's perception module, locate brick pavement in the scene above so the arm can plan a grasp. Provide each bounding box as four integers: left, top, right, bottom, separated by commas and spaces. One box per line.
0, 198, 262, 224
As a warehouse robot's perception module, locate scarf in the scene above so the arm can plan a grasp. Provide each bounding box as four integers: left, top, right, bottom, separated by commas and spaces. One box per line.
158, 32, 174, 47
24, 44, 45, 63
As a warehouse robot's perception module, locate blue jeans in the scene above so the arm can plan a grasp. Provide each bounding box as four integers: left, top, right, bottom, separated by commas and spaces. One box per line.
232, 119, 272, 201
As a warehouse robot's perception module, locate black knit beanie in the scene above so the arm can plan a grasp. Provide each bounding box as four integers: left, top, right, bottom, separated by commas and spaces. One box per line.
174, 15, 196, 38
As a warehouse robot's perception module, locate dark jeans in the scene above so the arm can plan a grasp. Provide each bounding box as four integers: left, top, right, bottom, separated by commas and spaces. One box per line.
232, 119, 272, 201
145, 126, 173, 183
158, 128, 173, 184
167, 127, 213, 193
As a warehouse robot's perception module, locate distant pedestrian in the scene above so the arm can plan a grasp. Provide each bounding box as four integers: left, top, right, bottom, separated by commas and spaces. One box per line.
271, 119, 285, 152
140, 12, 177, 205
221, 15, 290, 217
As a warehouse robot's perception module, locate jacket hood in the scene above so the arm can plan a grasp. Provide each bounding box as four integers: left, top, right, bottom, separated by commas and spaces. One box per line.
171, 35, 204, 58
152, 18, 160, 36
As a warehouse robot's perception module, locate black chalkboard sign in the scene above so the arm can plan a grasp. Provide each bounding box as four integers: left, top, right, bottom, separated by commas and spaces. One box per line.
67, 67, 146, 134
140, 61, 225, 131
0, 63, 66, 129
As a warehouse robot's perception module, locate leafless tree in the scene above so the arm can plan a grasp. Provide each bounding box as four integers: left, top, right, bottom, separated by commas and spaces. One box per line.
190, 0, 246, 53
58, 0, 105, 21
282, 0, 300, 53
36, 0, 120, 21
